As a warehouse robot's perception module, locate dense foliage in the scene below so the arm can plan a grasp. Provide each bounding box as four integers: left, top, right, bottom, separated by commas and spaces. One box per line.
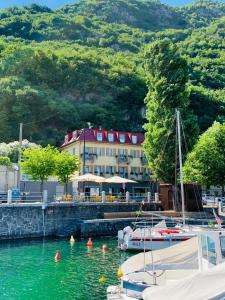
144, 39, 198, 183
184, 122, 225, 193
0, 156, 11, 166
0, 0, 224, 145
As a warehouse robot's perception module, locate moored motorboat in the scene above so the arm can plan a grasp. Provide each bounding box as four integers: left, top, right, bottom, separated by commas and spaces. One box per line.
108, 226, 225, 300
118, 220, 195, 251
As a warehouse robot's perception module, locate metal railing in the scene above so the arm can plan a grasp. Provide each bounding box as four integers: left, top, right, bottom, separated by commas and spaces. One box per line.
0, 189, 158, 205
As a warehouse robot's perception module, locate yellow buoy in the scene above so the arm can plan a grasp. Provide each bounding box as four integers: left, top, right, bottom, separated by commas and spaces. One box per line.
99, 276, 107, 283
117, 266, 123, 278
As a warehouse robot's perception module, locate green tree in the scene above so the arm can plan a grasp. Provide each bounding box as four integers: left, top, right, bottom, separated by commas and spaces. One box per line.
183, 121, 225, 195
54, 151, 79, 196
21, 145, 56, 195
143, 39, 199, 183
0, 156, 11, 166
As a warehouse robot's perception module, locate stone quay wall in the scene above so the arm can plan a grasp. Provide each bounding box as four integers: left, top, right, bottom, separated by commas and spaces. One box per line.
0, 202, 160, 240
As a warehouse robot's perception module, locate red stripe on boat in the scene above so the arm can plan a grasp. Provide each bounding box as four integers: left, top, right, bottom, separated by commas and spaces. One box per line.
131, 238, 190, 242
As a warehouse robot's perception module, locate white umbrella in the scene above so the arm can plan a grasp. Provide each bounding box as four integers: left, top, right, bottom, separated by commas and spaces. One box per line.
105, 176, 137, 183
72, 173, 106, 183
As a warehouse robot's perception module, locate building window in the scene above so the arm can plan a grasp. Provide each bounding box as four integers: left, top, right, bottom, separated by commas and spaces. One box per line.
84, 165, 90, 173
130, 167, 140, 176
119, 134, 125, 143
119, 167, 125, 176
84, 147, 91, 155
106, 166, 114, 174
72, 131, 77, 140
95, 148, 105, 156
131, 135, 137, 144
118, 149, 126, 156
73, 148, 76, 155
65, 135, 69, 143
130, 150, 140, 158
108, 133, 114, 142
119, 167, 128, 177
95, 165, 104, 175
97, 132, 103, 141
106, 148, 114, 156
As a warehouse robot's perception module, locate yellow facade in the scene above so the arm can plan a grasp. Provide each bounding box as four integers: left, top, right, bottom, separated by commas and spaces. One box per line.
62, 140, 149, 181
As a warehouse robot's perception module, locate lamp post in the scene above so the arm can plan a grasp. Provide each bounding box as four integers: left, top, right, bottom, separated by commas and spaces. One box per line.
82, 128, 86, 175
17, 123, 23, 190
82, 122, 92, 175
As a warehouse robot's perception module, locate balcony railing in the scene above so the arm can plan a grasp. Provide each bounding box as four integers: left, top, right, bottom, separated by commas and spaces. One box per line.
116, 155, 130, 164
140, 156, 148, 165
81, 153, 97, 162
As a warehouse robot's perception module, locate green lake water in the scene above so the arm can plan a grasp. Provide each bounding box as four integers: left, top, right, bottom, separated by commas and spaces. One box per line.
0, 238, 131, 300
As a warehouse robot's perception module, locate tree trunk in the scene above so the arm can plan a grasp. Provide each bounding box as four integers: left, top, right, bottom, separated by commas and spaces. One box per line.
40, 180, 44, 201
65, 182, 68, 197
222, 185, 225, 197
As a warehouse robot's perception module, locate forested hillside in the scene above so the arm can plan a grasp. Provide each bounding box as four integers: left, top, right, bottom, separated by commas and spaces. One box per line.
0, 0, 224, 145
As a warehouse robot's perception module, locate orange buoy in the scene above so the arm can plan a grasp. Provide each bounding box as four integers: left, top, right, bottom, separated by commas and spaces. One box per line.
87, 238, 93, 247
102, 244, 107, 251
55, 250, 61, 262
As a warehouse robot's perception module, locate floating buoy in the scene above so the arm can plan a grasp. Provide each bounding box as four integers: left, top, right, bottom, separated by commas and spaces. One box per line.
99, 276, 107, 283
70, 235, 75, 245
55, 250, 61, 262
117, 266, 123, 278
87, 238, 93, 247
102, 244, 107, 251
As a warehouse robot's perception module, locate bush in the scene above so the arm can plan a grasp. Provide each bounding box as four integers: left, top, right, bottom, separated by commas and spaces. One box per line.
0, 156, 11, 166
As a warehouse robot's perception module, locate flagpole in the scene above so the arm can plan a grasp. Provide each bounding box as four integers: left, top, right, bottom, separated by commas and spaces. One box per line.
176, 109, 185, 226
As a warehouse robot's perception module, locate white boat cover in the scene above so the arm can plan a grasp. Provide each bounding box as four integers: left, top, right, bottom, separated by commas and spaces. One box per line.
153, 220, 167, 229
121, 236, 199, 275
131, 220, 168, 239
143, 260, 225, 300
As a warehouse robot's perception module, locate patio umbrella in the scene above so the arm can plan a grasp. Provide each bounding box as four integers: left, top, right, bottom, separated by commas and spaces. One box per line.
72, 173, 106, 183
105, 176, 137, 183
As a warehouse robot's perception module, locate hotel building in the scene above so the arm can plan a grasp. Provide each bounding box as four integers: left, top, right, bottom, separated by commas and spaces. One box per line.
61, 128, 150, 182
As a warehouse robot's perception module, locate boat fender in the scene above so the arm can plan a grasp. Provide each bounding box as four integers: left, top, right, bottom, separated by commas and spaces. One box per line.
87, 238, 93, 247
117, 266, 123, 278
70, 235, 75, 244
55, 250, 61, 262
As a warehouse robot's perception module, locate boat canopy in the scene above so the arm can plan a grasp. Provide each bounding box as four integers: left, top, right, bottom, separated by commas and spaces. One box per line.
121, 236, 198, 275
131, 220, 168, 238
143, 260, 225, 300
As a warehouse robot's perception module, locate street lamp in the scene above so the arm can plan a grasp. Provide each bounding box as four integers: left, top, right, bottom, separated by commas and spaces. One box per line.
82, 128, 86, 175
82, 122, 92, 175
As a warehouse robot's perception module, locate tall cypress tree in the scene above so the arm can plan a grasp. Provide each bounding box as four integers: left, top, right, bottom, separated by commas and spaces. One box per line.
143, 39, 198, 183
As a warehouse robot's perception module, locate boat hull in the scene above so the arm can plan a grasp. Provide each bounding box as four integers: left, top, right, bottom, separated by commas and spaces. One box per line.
121, 235, 193, 251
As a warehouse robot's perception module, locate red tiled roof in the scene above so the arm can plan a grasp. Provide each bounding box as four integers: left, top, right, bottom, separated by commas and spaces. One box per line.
61, 128, 144, 147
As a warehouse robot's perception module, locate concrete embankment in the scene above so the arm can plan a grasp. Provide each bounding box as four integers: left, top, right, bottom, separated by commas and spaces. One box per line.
0, 202, 161, 240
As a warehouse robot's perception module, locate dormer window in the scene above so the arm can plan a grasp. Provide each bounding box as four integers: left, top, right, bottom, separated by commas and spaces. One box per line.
132, 135, 137, 144
119, 134, 125, 143
97, 132, 103, 141
65, 135, 69, 143
72, 131, 77, 140
108, 133, 114, 142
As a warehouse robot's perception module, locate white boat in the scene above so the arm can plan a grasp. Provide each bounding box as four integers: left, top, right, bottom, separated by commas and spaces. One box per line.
108, 226, 225, 300
118, 220, 195, 251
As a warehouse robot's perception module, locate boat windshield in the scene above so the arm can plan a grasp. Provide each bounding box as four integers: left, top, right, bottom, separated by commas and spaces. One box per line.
201, 234, 216, 265
220, 236, 225, 259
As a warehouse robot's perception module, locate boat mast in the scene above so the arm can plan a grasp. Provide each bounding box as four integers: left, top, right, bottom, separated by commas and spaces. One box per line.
176, 109, 185, 226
